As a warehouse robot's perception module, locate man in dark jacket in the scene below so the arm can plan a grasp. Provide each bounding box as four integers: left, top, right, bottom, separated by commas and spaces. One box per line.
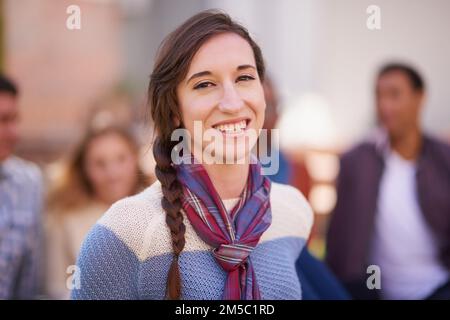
326, 63, 450, 300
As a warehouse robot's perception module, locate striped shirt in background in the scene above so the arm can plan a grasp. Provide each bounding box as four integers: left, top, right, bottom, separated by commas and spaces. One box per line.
0, 156, 43, 299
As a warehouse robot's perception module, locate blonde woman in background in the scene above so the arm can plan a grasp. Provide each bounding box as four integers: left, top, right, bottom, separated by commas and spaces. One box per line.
44, 126, 149, 299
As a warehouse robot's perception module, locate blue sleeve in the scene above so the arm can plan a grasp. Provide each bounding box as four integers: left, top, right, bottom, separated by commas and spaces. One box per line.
296, 248, 351, 300
13, 165, 44, 299
71, 224, 140, 300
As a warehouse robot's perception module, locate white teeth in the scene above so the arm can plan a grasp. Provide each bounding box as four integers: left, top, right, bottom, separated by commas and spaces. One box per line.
213, 120, 247, 133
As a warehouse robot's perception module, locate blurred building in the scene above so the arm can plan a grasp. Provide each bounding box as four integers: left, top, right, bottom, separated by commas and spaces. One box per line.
3, 0, 126, 163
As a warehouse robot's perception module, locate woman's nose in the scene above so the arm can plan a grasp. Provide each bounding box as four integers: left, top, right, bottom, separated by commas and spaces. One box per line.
218, 83, 244, 113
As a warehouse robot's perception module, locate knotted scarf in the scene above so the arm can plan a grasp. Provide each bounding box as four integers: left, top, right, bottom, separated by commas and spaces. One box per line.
176, 154, 272, 299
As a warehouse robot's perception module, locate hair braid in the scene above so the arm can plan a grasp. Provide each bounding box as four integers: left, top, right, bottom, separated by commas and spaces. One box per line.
153, 137, 186, 299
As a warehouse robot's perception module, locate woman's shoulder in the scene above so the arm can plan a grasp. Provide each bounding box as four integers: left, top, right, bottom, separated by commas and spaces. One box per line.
99, 180, 164, 227
266, 182, 314, 241
72, 184, 166, 300
72, 181, 171, 299
89, 181, 166, 260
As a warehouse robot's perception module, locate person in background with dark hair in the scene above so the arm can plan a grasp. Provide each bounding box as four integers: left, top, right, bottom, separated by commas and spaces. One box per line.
260, 77, 292, 184
261, 76, 350, 299
0, 74, 43, 299
326, 63, 450, 300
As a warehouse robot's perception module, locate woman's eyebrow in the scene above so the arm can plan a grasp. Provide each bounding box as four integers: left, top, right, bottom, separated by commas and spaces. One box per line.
186, 65, 257, 85
186, 71, 211, 85
237, 64, 256, 71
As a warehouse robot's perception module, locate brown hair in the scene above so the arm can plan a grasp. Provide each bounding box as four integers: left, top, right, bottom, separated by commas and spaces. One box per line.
47, 126, 148, 213
148, 9, 265, 299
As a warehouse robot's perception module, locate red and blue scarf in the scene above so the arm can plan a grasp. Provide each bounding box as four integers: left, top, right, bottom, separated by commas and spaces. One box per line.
176, 155, 272, 300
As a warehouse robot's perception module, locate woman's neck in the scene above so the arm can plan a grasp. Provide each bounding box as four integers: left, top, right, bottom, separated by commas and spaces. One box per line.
93, 195, 114, 207
203, 162, 249, 200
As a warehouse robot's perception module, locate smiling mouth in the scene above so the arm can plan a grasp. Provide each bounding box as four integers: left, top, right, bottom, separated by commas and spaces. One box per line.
212, 119, 249, 134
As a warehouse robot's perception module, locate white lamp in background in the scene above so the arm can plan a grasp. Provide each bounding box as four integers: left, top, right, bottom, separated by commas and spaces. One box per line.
278, 93, 339, 152
277, 93, 340, 215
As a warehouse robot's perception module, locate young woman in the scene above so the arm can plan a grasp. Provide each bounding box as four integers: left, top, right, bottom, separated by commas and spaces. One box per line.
72, 10, 313, 300
45, 126, 148, 299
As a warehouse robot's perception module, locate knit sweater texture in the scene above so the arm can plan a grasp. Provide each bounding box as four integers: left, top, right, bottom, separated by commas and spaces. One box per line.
71, 181, 313, 300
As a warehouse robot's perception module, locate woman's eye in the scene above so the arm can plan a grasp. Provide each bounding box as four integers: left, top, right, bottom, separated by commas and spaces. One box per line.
193, 81, 214, 90
237, 75, 255, 82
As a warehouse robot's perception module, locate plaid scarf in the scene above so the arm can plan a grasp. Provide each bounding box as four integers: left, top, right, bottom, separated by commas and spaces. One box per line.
176, 155, 272, 300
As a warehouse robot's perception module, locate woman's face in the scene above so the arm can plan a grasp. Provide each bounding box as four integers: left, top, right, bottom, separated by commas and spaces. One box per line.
84, 132, 139, 205
177, 32, 266, 163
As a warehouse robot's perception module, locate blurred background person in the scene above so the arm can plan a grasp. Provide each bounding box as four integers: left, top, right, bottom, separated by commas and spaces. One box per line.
0, 74, 43, 299
44, 125, 149, 299
261, 76, 350, 300
326, 63, 450, 300
260, 76, 292, 183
